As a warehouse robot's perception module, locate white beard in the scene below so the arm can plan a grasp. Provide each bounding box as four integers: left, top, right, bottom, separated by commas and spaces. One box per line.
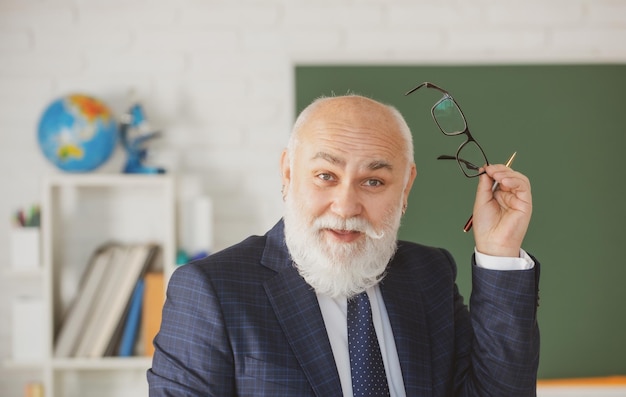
283, 195, 403, 299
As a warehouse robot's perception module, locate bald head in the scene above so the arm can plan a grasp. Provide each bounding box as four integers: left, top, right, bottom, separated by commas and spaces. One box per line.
288, 95, 414, 164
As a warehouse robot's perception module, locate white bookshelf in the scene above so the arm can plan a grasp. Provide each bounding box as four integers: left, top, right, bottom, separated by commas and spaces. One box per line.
32, 174, 176, 397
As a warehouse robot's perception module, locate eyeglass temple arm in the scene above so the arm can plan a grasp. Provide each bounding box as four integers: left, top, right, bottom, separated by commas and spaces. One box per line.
405, 82, 449, 96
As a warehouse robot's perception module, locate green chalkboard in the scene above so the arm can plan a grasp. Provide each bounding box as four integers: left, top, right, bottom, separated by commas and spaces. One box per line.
295, 64, 626, 379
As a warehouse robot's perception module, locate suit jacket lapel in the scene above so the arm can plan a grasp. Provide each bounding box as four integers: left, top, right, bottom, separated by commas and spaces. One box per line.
261, 222, 343, 397
381, 257, 433, 397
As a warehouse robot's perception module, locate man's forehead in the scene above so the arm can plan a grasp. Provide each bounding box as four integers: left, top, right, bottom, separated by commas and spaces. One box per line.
298, 125, 405, 162
311, 150, 393, 171
293, 96, 410, 167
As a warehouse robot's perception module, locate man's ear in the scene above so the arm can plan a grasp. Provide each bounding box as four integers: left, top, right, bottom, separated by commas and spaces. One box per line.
280, 149, 291, 191
403, 164, 417, 206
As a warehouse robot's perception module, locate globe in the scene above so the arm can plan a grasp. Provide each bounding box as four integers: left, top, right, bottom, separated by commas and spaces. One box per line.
37, 94, 118, 172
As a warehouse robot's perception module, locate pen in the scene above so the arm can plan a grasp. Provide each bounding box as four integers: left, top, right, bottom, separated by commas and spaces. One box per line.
463, 151, 517, 233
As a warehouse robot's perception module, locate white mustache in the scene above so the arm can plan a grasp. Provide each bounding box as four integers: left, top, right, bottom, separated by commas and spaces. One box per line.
313, 215, 385, 240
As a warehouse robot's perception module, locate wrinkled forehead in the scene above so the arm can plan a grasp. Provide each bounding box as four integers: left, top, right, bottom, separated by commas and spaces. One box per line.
296, 96, 408, 160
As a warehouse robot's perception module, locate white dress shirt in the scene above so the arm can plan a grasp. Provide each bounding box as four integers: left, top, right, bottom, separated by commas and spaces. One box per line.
317, 249, 535, 397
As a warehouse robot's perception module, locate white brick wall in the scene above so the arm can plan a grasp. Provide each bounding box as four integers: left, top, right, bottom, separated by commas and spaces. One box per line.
1, 0, 625, 395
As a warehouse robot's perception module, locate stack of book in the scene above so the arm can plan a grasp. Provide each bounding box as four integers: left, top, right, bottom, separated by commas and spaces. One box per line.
54, 242, 165, 358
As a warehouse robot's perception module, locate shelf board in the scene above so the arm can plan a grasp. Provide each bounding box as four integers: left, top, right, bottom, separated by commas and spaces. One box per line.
44, 173, 173, 188
4, 359, 45, 369
4, 268, 44, 278
51, 356, 153, 370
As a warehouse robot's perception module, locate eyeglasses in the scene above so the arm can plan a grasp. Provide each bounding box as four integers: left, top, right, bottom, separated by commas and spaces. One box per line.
405, 82, 489, 177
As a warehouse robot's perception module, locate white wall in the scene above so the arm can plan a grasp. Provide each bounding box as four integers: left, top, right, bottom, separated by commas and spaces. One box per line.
1, 0, 625, 395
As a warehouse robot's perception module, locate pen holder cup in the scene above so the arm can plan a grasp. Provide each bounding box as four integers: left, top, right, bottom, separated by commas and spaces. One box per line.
10, 227, 41, 271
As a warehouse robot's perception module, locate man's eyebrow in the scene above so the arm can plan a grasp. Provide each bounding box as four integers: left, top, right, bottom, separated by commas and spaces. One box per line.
368, 160, 393, 171
312, 151, 344, 165
312, 152, 393, 171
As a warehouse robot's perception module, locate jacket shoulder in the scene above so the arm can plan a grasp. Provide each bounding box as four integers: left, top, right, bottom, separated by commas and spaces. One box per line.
170, 233, 272, 287
393, 240, 458, 279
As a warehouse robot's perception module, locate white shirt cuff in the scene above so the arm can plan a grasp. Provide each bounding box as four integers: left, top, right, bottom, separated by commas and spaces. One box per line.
474, 248, 535, 271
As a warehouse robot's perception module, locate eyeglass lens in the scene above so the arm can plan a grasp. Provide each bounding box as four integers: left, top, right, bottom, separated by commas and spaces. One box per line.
456, 140, 487, 177
433, 97, 466, 135
432, 96, 487, 177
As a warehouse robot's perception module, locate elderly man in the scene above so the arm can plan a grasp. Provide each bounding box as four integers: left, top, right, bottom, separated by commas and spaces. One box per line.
148, 95, 539, 396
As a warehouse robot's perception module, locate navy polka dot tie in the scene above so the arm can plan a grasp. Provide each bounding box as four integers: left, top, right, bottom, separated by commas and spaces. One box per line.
348, 291, 390, 397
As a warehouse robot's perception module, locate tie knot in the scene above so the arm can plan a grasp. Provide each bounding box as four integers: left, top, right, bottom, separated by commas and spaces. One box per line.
348, 291, 372, 319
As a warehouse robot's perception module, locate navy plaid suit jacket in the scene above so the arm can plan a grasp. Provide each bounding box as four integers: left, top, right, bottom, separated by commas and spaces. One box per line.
148, 220, 540, 396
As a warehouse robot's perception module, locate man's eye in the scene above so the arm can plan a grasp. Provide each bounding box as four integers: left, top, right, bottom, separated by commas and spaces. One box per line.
317, 173, 334, 181
365, 179, 383, 187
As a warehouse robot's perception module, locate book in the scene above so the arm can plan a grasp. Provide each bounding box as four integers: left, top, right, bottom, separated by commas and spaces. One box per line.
116, 278, 145, 356
73, 244, 131, 357
142, 271, 165, 356
105, 246, 161, 357
54, 243, 116, 357
86, 243, 158, 358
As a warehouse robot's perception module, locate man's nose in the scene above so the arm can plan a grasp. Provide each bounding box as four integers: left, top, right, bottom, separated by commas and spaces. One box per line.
330, 183, 362, 219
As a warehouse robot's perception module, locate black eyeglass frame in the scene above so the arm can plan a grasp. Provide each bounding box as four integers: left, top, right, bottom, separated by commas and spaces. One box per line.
405, 81, 490, 177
